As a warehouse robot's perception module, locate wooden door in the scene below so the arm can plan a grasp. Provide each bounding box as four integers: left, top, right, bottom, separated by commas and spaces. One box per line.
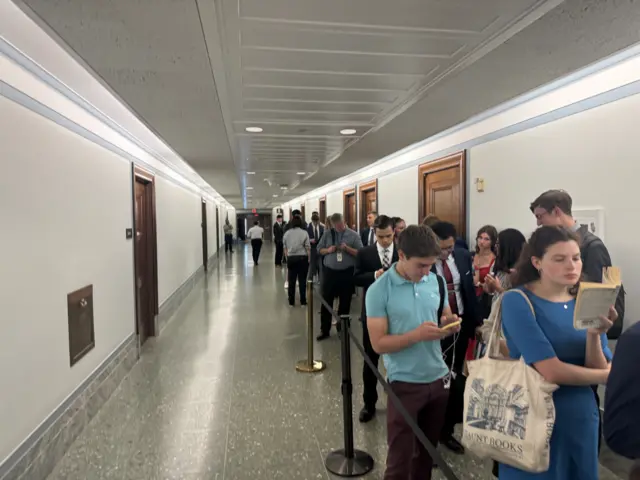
347, 195, 357, 230
319, 198, 326, 222
201, 200, 208, 270
418, 152, 466, 237
134, 177, 156, 344
215, 207, 220, 252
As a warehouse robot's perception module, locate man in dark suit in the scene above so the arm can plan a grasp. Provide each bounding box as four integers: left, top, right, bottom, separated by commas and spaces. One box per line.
306, 211, 325, 282
430, 221, 479, 454
273, 214, 285, 267
354, 215, 398, 423
360, 211, 378, 246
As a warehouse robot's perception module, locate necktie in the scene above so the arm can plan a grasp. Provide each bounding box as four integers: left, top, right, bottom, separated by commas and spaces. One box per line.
382, 249, 390, 269
369, 229, 374, 245
441, 259, 459, 315
315, 226, 319, 242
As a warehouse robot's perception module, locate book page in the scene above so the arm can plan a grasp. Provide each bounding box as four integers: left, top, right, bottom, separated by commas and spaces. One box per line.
574, 287, 619, 330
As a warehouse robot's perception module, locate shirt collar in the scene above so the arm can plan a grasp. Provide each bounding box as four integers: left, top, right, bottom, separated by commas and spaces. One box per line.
388, 264, 430, 285
377, 242, 393, 255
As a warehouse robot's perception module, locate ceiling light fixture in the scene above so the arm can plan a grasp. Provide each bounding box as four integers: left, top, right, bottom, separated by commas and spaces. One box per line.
296, 172, 306, 175
247, 171, 255, 175
340, 128, 357, 135
245, 126, 263, 133
273, 194, 279, 198
281, 186, 288, 190
246, 187, 253, 190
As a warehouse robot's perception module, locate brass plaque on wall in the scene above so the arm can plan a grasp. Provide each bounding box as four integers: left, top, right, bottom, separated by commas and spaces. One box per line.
67, 285, 95, 367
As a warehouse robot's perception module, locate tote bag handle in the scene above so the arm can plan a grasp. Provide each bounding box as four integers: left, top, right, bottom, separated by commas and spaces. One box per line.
484, 289, 535, 359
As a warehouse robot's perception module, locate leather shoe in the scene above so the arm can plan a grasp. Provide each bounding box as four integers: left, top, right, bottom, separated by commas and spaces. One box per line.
358, 406, 376, 423
441, 436, 465, 455
316, 333, 329, 341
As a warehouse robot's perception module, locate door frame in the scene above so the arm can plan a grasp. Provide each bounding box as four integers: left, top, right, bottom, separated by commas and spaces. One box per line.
132, 165, 159, 339
215, 207, 221, 252
201, 198, 208, 271
343, 187, 356, 230
358, 179, 378, 231
418, 151, 466, 236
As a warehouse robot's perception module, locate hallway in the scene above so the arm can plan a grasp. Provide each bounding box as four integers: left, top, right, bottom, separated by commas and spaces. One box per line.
45, 245, 621, 480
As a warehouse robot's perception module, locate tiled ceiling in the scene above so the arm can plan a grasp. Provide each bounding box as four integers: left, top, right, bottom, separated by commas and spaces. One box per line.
15, 0, 640, 207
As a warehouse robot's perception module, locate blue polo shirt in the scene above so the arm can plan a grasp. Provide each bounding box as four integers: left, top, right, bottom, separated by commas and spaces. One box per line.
365, 264, 449, 384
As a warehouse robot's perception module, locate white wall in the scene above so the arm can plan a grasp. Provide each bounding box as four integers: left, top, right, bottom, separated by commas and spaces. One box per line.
469, 92, 640, 328
305, 198, 319, 217
156, 177, 203, 304
378, 166, 420, 223
326, 191, 342, 218
0, 97, 136, 463
206, 200, 217, 259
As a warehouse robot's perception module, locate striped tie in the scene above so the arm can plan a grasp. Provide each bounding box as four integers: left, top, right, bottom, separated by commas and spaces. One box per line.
383, 249, 390, 269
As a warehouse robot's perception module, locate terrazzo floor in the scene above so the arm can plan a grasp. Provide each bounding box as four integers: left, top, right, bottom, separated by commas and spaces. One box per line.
45, 244, 627, 480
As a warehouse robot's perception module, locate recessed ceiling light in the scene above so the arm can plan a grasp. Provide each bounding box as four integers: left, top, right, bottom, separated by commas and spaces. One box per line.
245, 126, 263, 133
273, 194, 279, 198
297, 172, 306, 175
246, 187, 253, 190
281, 186, 288, 190
247, 171, 255, 175
340, 128, 357, 135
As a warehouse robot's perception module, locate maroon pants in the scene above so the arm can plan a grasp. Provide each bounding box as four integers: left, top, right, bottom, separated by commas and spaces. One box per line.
385, 379, 449, 480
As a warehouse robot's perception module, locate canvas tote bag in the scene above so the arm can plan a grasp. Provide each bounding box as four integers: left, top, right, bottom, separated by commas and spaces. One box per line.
462, 290, 558, 473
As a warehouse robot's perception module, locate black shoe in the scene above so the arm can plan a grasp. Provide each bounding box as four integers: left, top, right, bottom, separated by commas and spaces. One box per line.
441, 436, 465, 455
359, 405, 376, 423
316, 333, 329, 341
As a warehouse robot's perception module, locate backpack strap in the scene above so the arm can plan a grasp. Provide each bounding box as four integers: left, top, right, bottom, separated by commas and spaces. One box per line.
331, 228, 336, 246
437, 274, 445, 323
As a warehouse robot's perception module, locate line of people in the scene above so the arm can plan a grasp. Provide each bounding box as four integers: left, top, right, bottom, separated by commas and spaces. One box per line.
274, 189, 636, 480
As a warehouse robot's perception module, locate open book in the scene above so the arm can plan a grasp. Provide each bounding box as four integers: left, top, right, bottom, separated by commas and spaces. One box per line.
573, 267, 621, 330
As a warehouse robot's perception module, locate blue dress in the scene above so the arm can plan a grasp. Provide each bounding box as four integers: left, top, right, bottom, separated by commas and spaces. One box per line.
499, 288, 612, 480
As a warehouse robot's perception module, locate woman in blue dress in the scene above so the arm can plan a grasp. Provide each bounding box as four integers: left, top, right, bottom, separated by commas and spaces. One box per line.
500, 226, 616, 479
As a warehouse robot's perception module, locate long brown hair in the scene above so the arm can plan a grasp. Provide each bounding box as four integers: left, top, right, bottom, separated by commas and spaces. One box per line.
511, 226, 581, 293
475, 225, 498, 254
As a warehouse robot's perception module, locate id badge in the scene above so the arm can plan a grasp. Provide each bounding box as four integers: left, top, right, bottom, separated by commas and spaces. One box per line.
336, 252, 343, 263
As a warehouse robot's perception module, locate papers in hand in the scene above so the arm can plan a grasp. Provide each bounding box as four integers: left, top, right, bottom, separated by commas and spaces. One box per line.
573, 267, 621, 330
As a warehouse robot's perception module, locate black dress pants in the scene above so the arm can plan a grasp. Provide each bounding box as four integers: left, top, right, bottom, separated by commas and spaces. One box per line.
362, 317, 380, 409
287, 256, 309, 305
320, 267, 354, 335
224, 234, 233, 252
275, 241, 284, 266
250, 239, 262, 264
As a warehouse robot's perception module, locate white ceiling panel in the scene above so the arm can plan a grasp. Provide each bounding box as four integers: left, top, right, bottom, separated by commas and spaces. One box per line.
19, 0, 640, 208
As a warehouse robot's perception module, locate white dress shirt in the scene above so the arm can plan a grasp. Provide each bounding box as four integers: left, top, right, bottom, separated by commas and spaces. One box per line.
435, 253, 464, 314
247, 226, 264, 240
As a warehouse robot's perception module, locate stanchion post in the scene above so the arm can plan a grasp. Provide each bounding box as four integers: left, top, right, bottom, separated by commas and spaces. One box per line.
325, 315, 374, 477
295, 280, 326, 373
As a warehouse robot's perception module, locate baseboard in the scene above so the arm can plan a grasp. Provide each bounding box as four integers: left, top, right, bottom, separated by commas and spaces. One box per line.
0, 334, 138, 480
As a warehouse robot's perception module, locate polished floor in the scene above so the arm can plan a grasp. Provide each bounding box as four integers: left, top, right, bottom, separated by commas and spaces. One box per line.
46, 244, 626, 480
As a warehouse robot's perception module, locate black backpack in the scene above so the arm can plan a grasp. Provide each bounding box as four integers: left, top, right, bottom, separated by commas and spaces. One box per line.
582, 235, 625, 339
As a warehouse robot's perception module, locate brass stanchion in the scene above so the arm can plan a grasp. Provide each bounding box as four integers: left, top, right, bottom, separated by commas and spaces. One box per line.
296, 280, 326, 373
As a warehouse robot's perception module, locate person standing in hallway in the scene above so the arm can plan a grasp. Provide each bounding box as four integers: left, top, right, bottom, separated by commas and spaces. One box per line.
354, 214, 398, 423
246, 221, 264, 266
366, 225, 460, 480
223, 219, 234, 253
530, 189, 625, 452
283, 216, 311, 307
306, 211, 324, 283
273, 214, 285, 267
430, 220, 479, 455
316, 213, 363, 340
391, 217, 406, 243
361, 211, 378, 246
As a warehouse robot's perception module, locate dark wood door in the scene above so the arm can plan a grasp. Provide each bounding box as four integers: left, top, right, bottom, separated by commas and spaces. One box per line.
319, 199, 326, 222
201, 200, 208, 270
424, 165, 463, 235
346, 194, 357, 230
361, 190, 376, 230
134, 179, 154, 344
215, 207, 220, 252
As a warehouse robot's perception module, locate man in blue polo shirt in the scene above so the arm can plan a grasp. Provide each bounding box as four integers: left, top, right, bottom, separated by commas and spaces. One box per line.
366, 225, 461, 480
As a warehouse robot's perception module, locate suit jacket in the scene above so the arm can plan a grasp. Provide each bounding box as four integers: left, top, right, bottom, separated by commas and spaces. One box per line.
273, 222, 285, 242
306, 222, 325, 247
431, 247, 479, 337
354, 244, 399, 321
361, 227, 375, 246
